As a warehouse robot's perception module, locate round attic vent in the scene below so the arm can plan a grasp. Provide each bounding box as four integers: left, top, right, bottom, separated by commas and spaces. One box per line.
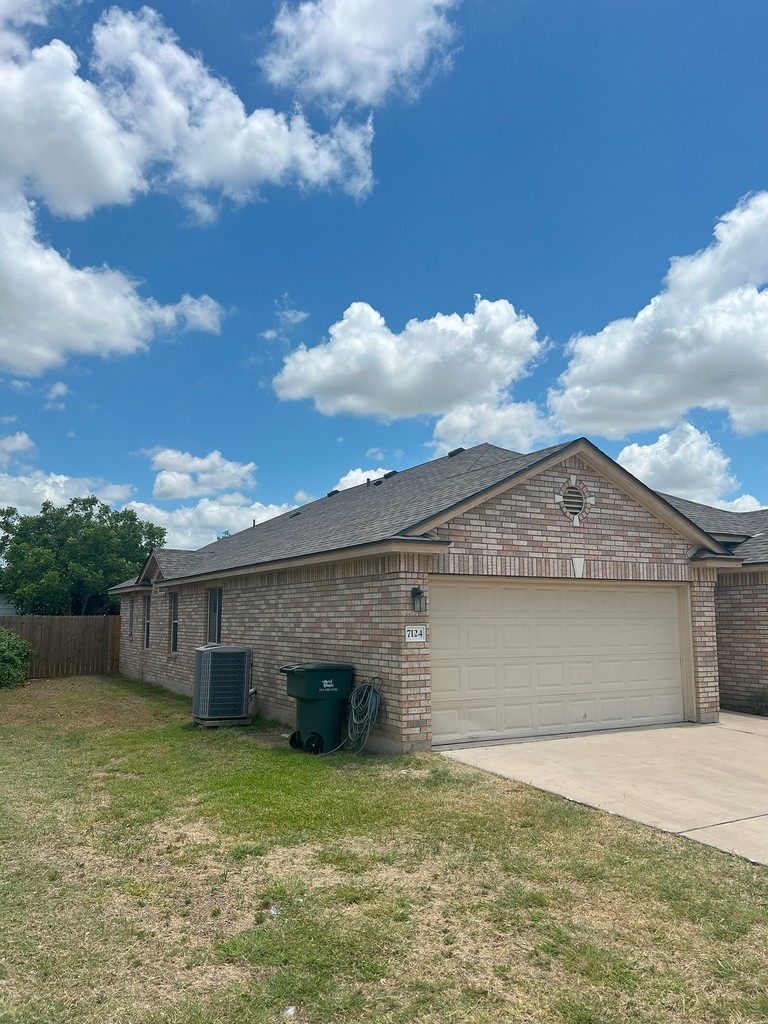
562, 486, 585, 516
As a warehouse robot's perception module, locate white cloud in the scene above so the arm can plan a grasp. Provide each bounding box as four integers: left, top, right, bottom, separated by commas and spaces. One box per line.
92, 7, 373, 206
0, 468, 134, 513
365, 447, 385, 461
0, 35, 145, 217
8, 380, 30, 391
44, 380, 69, 410
274, 296, 542, 418
431, 399, 553, 456
550, 192, 768, 439
261, 0, 458, 110
0, 195, 222, 376
617, 422, 763, 510
0, 429, 35, 466
0, 414, 17, 423
148, 448, 257, 500
126, 496, 292, 549
334, 466, 391, 490
277, 307, 310, 328
294, 489, 315, 503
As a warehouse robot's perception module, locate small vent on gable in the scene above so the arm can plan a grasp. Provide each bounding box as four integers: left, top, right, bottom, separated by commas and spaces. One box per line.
562, 486, 585, 516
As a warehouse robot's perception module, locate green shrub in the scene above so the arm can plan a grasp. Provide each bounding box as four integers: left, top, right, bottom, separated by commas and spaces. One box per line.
0, 628, 33, 688
746, 687, 768, 717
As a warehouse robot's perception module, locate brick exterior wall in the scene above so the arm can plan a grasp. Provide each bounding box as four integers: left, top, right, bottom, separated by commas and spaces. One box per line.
715, 571, 768, 711
119, 453, 720, 749
119, 554, 434, 752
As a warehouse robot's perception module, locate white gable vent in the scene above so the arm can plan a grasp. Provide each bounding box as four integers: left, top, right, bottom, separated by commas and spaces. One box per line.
562, 486, 585, 516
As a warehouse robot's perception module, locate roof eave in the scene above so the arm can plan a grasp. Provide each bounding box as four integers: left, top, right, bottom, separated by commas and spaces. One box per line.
150, 535, 450, 587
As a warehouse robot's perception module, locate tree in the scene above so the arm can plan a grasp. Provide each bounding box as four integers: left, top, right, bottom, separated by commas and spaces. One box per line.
0, 498, 166, 615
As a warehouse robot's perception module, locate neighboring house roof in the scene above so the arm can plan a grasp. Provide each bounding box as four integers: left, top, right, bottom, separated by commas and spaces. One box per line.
660, 494, 768, 564
108, 438, 744, 594
0, 593, 17, 615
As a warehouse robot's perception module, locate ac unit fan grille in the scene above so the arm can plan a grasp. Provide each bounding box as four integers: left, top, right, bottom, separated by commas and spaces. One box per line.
194, 646, 251, 720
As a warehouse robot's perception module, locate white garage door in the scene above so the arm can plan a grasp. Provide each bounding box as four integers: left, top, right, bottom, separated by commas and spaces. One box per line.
430, 579, 686, 745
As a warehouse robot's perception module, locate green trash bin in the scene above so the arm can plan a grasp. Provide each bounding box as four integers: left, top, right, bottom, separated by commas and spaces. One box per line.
281, 663, 354, 755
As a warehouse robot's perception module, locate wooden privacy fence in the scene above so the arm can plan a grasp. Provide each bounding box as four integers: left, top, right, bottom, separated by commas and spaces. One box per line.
0, 615, 120, 679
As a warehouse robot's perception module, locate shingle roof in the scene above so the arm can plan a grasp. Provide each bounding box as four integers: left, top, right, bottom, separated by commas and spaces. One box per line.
659, 493, 768, 563
155, 442, 573, 581
124, 439, 768, 588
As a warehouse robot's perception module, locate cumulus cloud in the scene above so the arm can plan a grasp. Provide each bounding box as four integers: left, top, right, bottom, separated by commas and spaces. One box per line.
0, 196, 222, 376
44, 380, 69, 410
0, 468, 134, 514
0, 35, 145, 217
334, 466, 391, 490
261, 0, 458, 110
126, 496, 292, 549
0, 429, 36, 467
432, 399, 553, 456
92, 7, 373, 206
274, 296, 542, 418
147, 448, 257, 500
550, 192, 768, 439
617, 422, 763, 510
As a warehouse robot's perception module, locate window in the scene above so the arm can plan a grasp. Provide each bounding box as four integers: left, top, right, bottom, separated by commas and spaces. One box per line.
143, 595, 151, 649
207, 588, 222, 644
128, 597, 134, 640
169, 592, 179, 652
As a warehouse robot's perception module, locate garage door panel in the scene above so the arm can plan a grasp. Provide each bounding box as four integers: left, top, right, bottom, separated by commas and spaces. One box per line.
465, 587, 497, 612
466, 624, 497, 651
536, 624, 563, 650
432, 664, 461, 696
502, 663, 532, 690
431, 623, 460, 651
502, 702, 534, 731
465, 705, 501, 738
535, 662, 565, 689
466, 664, 497, 692
502, 625, 531, 650
571, 661, 596, 687
533, 590, 563, 613
570, 699, 597, 726
431, 706, 463, 743
431, 580, 686, 744
537, 700, 567, 728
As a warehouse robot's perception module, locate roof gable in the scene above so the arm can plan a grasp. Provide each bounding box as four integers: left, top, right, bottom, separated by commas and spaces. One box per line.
130, 439, 743, 585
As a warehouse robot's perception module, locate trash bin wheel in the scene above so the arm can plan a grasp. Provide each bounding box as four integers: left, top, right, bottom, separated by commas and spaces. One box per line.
303, 733, 324, 756
289, 731, 303, 750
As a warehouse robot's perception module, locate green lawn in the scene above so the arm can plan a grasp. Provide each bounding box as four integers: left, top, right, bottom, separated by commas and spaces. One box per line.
1, 675, 767, 1024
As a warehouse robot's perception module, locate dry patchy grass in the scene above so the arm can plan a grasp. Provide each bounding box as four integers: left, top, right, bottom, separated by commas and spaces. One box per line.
1, 675, 767, 1024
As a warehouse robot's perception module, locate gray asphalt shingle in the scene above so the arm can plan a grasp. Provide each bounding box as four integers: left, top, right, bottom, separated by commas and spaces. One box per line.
113, 440, 767, 591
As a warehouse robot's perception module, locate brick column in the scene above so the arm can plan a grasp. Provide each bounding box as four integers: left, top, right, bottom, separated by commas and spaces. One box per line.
690, 568, 719, 722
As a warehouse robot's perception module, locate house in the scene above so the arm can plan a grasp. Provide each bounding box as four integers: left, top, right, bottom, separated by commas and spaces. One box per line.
110, 438, 767, 751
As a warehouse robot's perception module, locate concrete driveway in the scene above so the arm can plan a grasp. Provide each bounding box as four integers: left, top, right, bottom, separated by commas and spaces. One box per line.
442, 712, 768, 865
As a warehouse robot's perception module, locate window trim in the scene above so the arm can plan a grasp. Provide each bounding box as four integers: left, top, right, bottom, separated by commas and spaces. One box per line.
143, 595, 151, 649
207, 588, 222, 644
169, 592, 179, 653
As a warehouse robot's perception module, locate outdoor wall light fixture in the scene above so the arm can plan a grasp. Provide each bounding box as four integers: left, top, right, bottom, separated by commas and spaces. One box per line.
411, 586, 427, 613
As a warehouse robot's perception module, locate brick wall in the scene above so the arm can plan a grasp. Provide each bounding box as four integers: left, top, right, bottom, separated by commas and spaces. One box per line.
119, 453, 720, 748
715, 571, 768, 711
120, 554, 434, 751
431, 456, 716, 722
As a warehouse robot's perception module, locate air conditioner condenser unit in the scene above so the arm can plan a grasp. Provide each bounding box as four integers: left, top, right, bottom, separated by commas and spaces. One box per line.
193, 644, 252, 726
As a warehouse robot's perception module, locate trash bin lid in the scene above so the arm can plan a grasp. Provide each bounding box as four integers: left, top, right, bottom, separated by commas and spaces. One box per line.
280, 662, 354, 673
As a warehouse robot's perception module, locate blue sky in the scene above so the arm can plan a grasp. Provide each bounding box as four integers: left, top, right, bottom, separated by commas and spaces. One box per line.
1, 0, 767, 548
